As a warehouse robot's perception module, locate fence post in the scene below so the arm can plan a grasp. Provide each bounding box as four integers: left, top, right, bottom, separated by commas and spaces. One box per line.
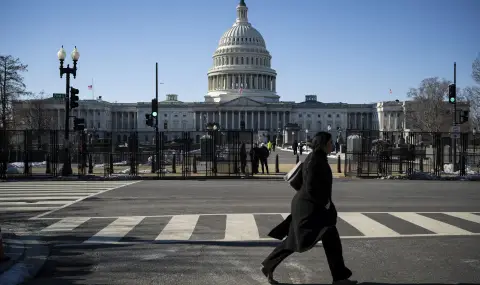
275, 154, 279, 173
337, 155, 341, 173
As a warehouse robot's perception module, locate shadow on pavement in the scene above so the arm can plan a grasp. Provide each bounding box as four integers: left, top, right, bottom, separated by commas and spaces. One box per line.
278, 283, 477, 285
23, 233, 144, 285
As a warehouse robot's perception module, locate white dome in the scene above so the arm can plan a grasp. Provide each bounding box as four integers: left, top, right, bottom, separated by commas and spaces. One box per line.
205, 0, 279, 104
218, 23, 266, 48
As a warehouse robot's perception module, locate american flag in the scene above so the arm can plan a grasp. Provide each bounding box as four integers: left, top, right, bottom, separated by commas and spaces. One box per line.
88, 85, 93, 90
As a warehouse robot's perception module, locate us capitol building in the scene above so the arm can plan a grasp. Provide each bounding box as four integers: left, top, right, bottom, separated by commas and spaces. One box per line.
16, 0, 413, 145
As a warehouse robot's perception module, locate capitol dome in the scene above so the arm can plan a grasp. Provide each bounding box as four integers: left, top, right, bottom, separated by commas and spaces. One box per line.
205, 0, 279, 103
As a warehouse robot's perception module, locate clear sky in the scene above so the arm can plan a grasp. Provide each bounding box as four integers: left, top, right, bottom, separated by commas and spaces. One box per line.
2, 0, 479, 104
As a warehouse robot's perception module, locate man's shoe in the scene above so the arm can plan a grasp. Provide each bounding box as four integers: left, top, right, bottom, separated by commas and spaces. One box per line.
261, 267, 279, 284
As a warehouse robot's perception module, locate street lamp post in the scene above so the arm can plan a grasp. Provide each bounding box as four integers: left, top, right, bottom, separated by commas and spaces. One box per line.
57, 45, 80, 176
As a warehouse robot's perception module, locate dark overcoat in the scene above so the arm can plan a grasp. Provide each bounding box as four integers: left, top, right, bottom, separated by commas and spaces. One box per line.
268, 148, 337, 253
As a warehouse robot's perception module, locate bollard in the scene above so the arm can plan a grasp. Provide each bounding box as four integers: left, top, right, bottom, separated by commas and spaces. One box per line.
296, 154, 299, 164
109, 153, 114, 174
193, 155, 197, 173
0, 226, 11, 263
172, 154, 177, 173
337, 155, 341, 173
275, 154, 279, 173
151, 155, 156, 174
88, 154, 93, 174
46, 154, 51, 174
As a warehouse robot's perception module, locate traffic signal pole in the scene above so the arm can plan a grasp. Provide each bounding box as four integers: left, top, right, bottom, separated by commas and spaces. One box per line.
453, 62, 457, 171
155, 63, 160, 174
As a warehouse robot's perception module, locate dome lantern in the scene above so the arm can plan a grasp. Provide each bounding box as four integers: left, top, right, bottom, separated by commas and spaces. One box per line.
236, 0, 248, 23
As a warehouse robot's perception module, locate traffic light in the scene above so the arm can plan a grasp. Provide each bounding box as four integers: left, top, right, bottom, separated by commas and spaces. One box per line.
70, 87, 80, 109
73, 117, 85, 131
151, 98, 158, 117
460, 110, 469, 124
145, 114, 154, 127
448, 83, 456, 104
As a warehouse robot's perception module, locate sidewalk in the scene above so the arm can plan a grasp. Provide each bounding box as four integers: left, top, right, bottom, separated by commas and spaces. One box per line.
0, 231, 50, 285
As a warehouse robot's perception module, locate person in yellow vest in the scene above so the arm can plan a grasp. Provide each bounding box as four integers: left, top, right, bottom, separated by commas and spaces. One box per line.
267, 141, 272, 152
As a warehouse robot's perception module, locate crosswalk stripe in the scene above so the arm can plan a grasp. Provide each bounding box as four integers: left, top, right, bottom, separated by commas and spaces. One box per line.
339, 213, 400, 237
0, 201, 72, 206
1, 207, 59, 212
444, 212, 480, 224
36, 212, 480, 244
0, 181, 140, 215
85, 216, 145, 244
390, 212, 472, 235
224, 214, 259, 241
0, 193, 99, 197
155, 215, 200, 241
41, 217, 90, 232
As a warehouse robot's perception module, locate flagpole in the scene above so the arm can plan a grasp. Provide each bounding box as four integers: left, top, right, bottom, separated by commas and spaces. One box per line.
91, 78, 95, 99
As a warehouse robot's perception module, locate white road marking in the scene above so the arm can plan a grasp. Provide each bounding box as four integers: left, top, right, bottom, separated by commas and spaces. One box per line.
31, 181, 141, 219
41, 217, 91, 232
0, 197, 85, 201
0, 201, 71, 206
84, 216, 145, 244
224, 214, 259, 241
339, 212, 400, 237
1, 207, 59, 212
155, 214, 200, 240
390, 212, 472, 235
444, 212, 480, 224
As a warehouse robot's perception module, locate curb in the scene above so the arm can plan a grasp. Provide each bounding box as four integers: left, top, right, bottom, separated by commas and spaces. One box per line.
0, 234, 26, 275
0, 234, 50, 285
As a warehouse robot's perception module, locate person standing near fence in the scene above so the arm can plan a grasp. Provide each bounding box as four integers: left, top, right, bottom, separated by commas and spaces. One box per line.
240, 143, 247, 174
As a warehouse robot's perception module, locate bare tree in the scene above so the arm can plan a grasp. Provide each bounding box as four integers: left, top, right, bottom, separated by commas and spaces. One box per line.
406, 77, 454, 132
0, 55, 29, 130
464, 54, 480, 128
18, 91, 55, 130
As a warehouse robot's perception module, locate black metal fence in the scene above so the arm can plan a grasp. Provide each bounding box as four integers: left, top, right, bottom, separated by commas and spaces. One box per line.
0, 129, 258, 179
343, 129, 480, 177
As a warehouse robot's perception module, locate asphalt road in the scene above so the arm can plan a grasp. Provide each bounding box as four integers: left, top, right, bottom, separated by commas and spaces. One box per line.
37, 180, 480, 217
5, 179, 480, 284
